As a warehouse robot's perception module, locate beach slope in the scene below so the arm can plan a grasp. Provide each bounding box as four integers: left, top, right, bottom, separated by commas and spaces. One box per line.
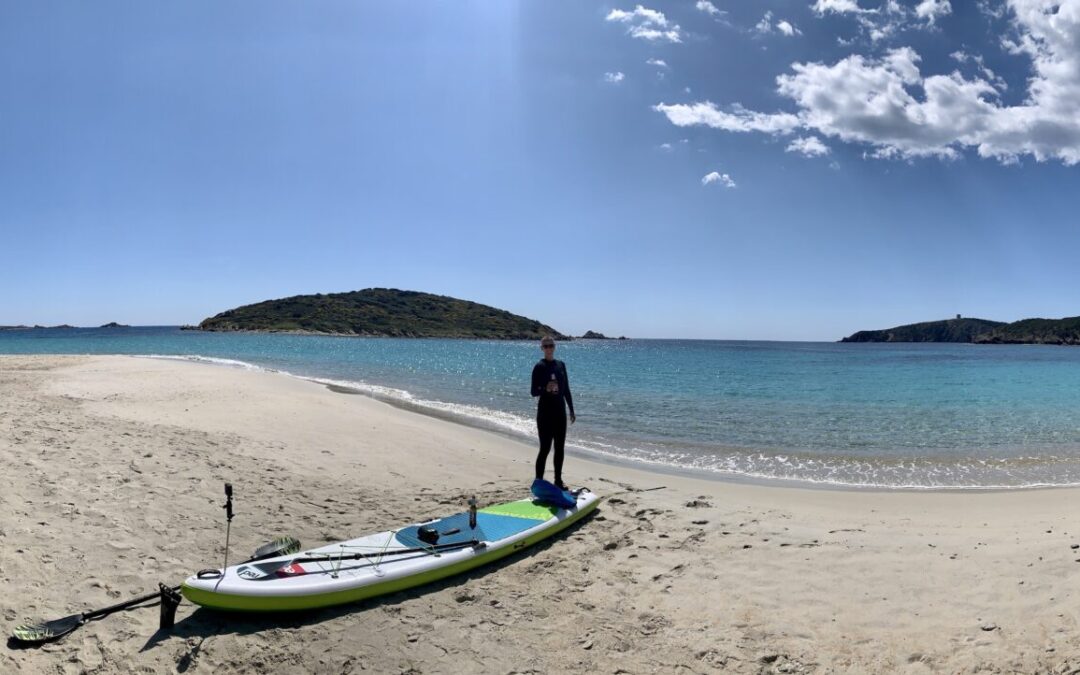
4, 356, 1080, 673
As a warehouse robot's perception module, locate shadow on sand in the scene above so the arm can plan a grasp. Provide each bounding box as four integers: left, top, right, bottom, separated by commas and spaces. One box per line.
140, 508, 598, 653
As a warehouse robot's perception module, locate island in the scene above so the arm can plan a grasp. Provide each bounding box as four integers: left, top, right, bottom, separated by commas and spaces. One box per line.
196, 288, 567, 340
974, 317, 1080, 345
100, 322, 130, 328
580, 330, 611, 339
841, 315, 1080, 345
841, 318, 1005, 343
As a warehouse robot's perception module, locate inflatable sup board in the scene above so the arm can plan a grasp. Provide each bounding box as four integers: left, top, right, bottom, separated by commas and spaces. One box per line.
182, 489, 599, 612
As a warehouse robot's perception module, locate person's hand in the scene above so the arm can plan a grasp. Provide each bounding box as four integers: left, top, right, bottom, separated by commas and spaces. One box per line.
570, 412, 576, 424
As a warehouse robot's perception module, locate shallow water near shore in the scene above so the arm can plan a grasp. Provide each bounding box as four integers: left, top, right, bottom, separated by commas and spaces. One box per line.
5, 326, 1080, 489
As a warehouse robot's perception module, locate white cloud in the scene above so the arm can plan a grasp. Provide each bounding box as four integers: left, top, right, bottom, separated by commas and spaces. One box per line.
702, 171, 737, 188
654, 3, 1080, 166
812, 0, 868, 14
604, 71, 625, 84
696, 0, 723, 16
813, 0, 945, 42
915, 0, 952, 24
653, 101, 801, 134
606, 5, 682, 43
646, 58, 669, 68
786, 136, 831, 157
755, 11, 773, 34
757, 11, 801, 36
777, 20, 801, 36
606, 5, 668, 26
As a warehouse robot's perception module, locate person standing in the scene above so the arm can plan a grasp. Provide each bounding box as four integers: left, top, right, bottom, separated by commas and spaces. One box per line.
531, 335, 575, 489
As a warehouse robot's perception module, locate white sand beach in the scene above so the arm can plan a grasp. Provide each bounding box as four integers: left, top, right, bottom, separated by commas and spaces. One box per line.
4, 355, 1080, 674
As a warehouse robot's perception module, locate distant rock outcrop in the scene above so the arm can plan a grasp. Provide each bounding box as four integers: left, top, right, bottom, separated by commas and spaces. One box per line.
841, 315, 1080, 345
100, 322, 129, 328
973, 317, 1080, 345
197, 288, 567, 340
841, 318, 1005, 343
581, 330, 611, 339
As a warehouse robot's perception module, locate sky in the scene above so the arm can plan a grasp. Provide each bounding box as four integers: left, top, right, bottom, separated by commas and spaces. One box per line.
2, 1, 1080, 340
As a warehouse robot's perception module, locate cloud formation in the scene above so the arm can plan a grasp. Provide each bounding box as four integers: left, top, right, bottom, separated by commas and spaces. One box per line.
657, 1, 1080, 165
606, 5, 682, 43
604, 71, 626, 84
696, 1, 723, 16
813, 0, 949, 42
777, 20, 801, 36
757, 11, 802, 36
915, 0, 953, 24
702, 171, 737, 188
786, 136, 831, 157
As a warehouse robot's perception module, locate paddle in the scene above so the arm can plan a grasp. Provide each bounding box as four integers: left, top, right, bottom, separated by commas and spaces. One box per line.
9, 535, 302, 646
237, 539, 482, 580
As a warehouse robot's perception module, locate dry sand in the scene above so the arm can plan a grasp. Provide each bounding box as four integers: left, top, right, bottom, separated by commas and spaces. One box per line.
4, 355, 1080, 674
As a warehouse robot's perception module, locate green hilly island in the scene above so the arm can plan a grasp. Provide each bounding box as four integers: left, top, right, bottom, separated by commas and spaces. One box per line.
842, 316, 1080, 345
197, 288, 566, 339
840, 318, 1005, 343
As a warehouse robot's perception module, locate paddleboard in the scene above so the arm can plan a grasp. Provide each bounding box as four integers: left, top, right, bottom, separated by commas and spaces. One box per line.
181, 488, 600, 612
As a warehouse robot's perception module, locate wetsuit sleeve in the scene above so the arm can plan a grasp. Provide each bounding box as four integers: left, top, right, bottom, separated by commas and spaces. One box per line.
562, 362, 574, 416
531, 363, 545, 397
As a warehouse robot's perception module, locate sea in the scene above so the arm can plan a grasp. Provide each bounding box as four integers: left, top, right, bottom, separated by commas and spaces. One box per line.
5, 326, 1080, 490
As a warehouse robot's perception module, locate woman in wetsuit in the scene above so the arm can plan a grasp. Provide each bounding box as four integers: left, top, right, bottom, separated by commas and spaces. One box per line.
531, 335, 576, 489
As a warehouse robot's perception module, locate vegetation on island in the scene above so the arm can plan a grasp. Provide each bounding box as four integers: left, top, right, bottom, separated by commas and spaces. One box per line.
841, 318, 1005, 343
197, 288, 567, 339
842, 315, 1080, 345
973, 317, 1080, 345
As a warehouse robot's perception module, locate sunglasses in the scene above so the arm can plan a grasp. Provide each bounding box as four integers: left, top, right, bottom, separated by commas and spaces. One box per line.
542, 344, 555, 349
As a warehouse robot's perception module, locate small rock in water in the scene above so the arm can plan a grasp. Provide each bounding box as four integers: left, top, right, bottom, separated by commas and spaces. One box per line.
981, 623, 998, 632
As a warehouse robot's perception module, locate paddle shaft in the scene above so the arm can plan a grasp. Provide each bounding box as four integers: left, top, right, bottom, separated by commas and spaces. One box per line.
83, 586, 180, 621
76, 541, 297, 622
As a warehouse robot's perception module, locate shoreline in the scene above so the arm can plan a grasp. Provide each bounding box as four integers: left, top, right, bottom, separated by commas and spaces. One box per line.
12, 349, 1080, 492
145, 353, 1080, 494
7, 355, 1080, 673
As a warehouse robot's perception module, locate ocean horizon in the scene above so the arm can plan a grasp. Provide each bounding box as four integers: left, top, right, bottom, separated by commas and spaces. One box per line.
6, 326, 1080, 490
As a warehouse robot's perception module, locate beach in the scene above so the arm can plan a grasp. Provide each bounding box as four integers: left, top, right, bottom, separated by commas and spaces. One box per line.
4, 355, 1080, 674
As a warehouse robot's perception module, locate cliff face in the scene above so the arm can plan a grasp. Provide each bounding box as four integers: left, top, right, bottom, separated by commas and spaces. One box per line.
841, 318, 1006, 343
197, 288, 567, 340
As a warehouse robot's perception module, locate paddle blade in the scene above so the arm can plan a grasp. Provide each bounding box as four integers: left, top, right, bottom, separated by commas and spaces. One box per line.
10, 614, 85, 645
250, 536, 301, 561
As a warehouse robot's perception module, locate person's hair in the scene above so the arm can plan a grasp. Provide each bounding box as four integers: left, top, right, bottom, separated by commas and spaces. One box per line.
540, 335, 555, 346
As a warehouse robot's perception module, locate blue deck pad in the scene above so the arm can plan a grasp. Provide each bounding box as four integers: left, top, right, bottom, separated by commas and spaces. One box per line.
396, 512, 545, 548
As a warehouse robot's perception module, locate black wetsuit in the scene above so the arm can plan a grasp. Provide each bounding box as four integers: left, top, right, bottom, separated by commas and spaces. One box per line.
531, 358, 575, 484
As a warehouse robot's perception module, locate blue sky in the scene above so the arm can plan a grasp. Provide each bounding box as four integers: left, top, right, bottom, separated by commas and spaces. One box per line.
2, 1, 1079, 340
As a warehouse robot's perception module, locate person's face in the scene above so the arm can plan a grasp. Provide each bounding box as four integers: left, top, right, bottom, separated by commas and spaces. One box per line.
542, 342, 555, 358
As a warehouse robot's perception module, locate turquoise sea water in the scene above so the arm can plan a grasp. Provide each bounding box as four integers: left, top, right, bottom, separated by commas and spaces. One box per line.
6, 327, 1080, 489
